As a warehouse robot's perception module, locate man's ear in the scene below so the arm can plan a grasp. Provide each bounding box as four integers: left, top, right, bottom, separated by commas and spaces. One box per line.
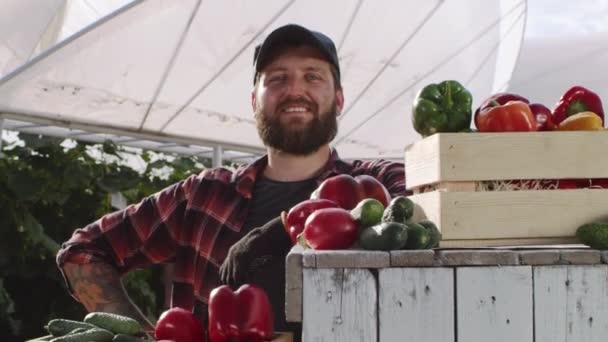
335, 88, 345, 116
251, 89, 257, 112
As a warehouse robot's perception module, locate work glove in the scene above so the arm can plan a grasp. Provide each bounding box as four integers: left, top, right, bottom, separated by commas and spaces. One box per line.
219, 215, 292, 287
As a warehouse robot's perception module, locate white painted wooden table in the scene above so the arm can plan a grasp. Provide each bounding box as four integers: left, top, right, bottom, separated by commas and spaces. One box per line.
285, 246, 608, 342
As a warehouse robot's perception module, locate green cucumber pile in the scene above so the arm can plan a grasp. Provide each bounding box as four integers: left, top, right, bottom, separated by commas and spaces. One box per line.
352, 196, 442, 251
40, 312, 151, 342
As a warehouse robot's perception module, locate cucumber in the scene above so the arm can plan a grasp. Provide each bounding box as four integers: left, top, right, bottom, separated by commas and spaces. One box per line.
112, 334, 144, 342
381, 196, 415, 224
350, 198, 384, 229
359, 222, 408, 251
49, 328, 113, 342
576, 222, 608, 249
45, 319, 97, 337
403, 223, 431, 250
84, 312, 142, 335
418, 219, 442, 248
67, 328, 89, 335
26, 335, 53, 341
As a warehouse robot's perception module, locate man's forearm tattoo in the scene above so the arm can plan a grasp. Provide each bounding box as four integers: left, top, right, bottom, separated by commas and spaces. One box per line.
64, 263, 129, 312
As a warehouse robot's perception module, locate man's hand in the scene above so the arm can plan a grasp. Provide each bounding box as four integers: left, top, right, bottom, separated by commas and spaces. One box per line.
280, 210, 288, 229
219, 216, 291, 287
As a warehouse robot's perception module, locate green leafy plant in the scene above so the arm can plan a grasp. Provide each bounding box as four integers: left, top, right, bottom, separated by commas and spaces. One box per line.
0, 133, 218, 341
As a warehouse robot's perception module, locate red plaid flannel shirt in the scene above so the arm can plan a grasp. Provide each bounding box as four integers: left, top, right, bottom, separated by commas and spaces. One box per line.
56, 149, 406, 309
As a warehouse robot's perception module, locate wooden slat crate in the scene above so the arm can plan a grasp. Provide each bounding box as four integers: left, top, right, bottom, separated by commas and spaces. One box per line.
404, 132, 608, 247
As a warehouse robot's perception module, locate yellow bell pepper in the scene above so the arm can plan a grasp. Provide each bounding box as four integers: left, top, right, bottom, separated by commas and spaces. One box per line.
557, 111, 603, 131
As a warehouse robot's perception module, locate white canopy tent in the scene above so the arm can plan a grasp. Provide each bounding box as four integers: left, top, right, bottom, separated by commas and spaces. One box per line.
507, 0, 608, 111
0, 0, 64, 76
0, 0, 526, 164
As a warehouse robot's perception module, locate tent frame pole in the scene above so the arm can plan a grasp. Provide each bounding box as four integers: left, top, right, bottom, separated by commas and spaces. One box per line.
0, 117, 4, 152
0, 111, 266, 155
213, 145, 223, 168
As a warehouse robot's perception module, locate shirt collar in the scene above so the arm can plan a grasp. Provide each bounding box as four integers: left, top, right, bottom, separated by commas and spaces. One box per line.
233, 148, 353, 198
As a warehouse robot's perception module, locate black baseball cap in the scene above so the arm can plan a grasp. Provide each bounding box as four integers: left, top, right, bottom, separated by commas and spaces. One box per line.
253, 24, 340, 84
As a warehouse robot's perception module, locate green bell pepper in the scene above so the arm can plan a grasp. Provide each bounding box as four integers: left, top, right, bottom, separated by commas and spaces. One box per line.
412, 80, 473, 137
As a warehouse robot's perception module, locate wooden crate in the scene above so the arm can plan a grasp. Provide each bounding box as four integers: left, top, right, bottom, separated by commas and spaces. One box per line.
404, 132, 608, 247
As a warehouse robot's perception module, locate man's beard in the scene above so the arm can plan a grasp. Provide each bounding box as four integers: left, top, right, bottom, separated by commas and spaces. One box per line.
255, 99, 338, 155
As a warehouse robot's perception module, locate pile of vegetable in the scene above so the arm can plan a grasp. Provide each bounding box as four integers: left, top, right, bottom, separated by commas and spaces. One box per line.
413, 82, 605, 135
39, 283, 275, 342
40, 312, 147, 342
154, 283, 274, 342
282, 175, 441, 251
411, 81, 608, 250
411, 81, 608, 191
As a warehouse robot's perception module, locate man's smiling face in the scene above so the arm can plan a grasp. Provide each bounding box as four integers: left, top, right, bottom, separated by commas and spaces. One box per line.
252, 45, 344, 155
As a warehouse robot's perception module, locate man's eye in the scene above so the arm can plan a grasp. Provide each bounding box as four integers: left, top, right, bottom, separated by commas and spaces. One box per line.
306, 74, 322, 81
268, 75, 285, 83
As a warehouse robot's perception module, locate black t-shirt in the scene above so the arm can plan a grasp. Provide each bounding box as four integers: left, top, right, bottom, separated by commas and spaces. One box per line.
244, 176, 316, 339
241, 175, 318, 233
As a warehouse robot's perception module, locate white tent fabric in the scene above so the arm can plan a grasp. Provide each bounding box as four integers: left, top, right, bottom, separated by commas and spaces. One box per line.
0, 0, 526, 160
508, 33, 608, 109
507, 0, 608, 111
50, 0, 136, 41
0, 0, 64, 76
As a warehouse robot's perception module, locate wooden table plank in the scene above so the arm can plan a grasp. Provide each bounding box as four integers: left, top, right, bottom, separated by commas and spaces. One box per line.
457, 266, 533, 342
379, 268, 454, 342
302, 268, 377, 342
534, 265, 608, 341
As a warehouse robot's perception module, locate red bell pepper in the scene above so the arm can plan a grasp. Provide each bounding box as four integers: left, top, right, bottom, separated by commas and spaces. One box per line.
591, 179, 608, 189
475, 100, 537, 132
283, 199, 339, 245
557, 178, 597, 190
208, 284, 273, 342
155, 307, 205, 342
475, 93, 527, 111
475, 93, 527, 127
552, 86, 605, 125
302, 207, 359, 250
475, 93, 554, 131
311, 174, 391, 210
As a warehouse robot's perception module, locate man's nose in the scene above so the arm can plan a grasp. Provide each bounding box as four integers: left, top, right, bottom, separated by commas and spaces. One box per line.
285, 77, 307, 97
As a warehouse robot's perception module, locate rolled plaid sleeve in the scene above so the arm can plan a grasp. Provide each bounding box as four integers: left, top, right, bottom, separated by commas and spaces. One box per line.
56, 173, 200, 279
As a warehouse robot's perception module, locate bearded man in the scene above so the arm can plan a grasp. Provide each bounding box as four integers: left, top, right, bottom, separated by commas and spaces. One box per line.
56, 24, 406, 341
